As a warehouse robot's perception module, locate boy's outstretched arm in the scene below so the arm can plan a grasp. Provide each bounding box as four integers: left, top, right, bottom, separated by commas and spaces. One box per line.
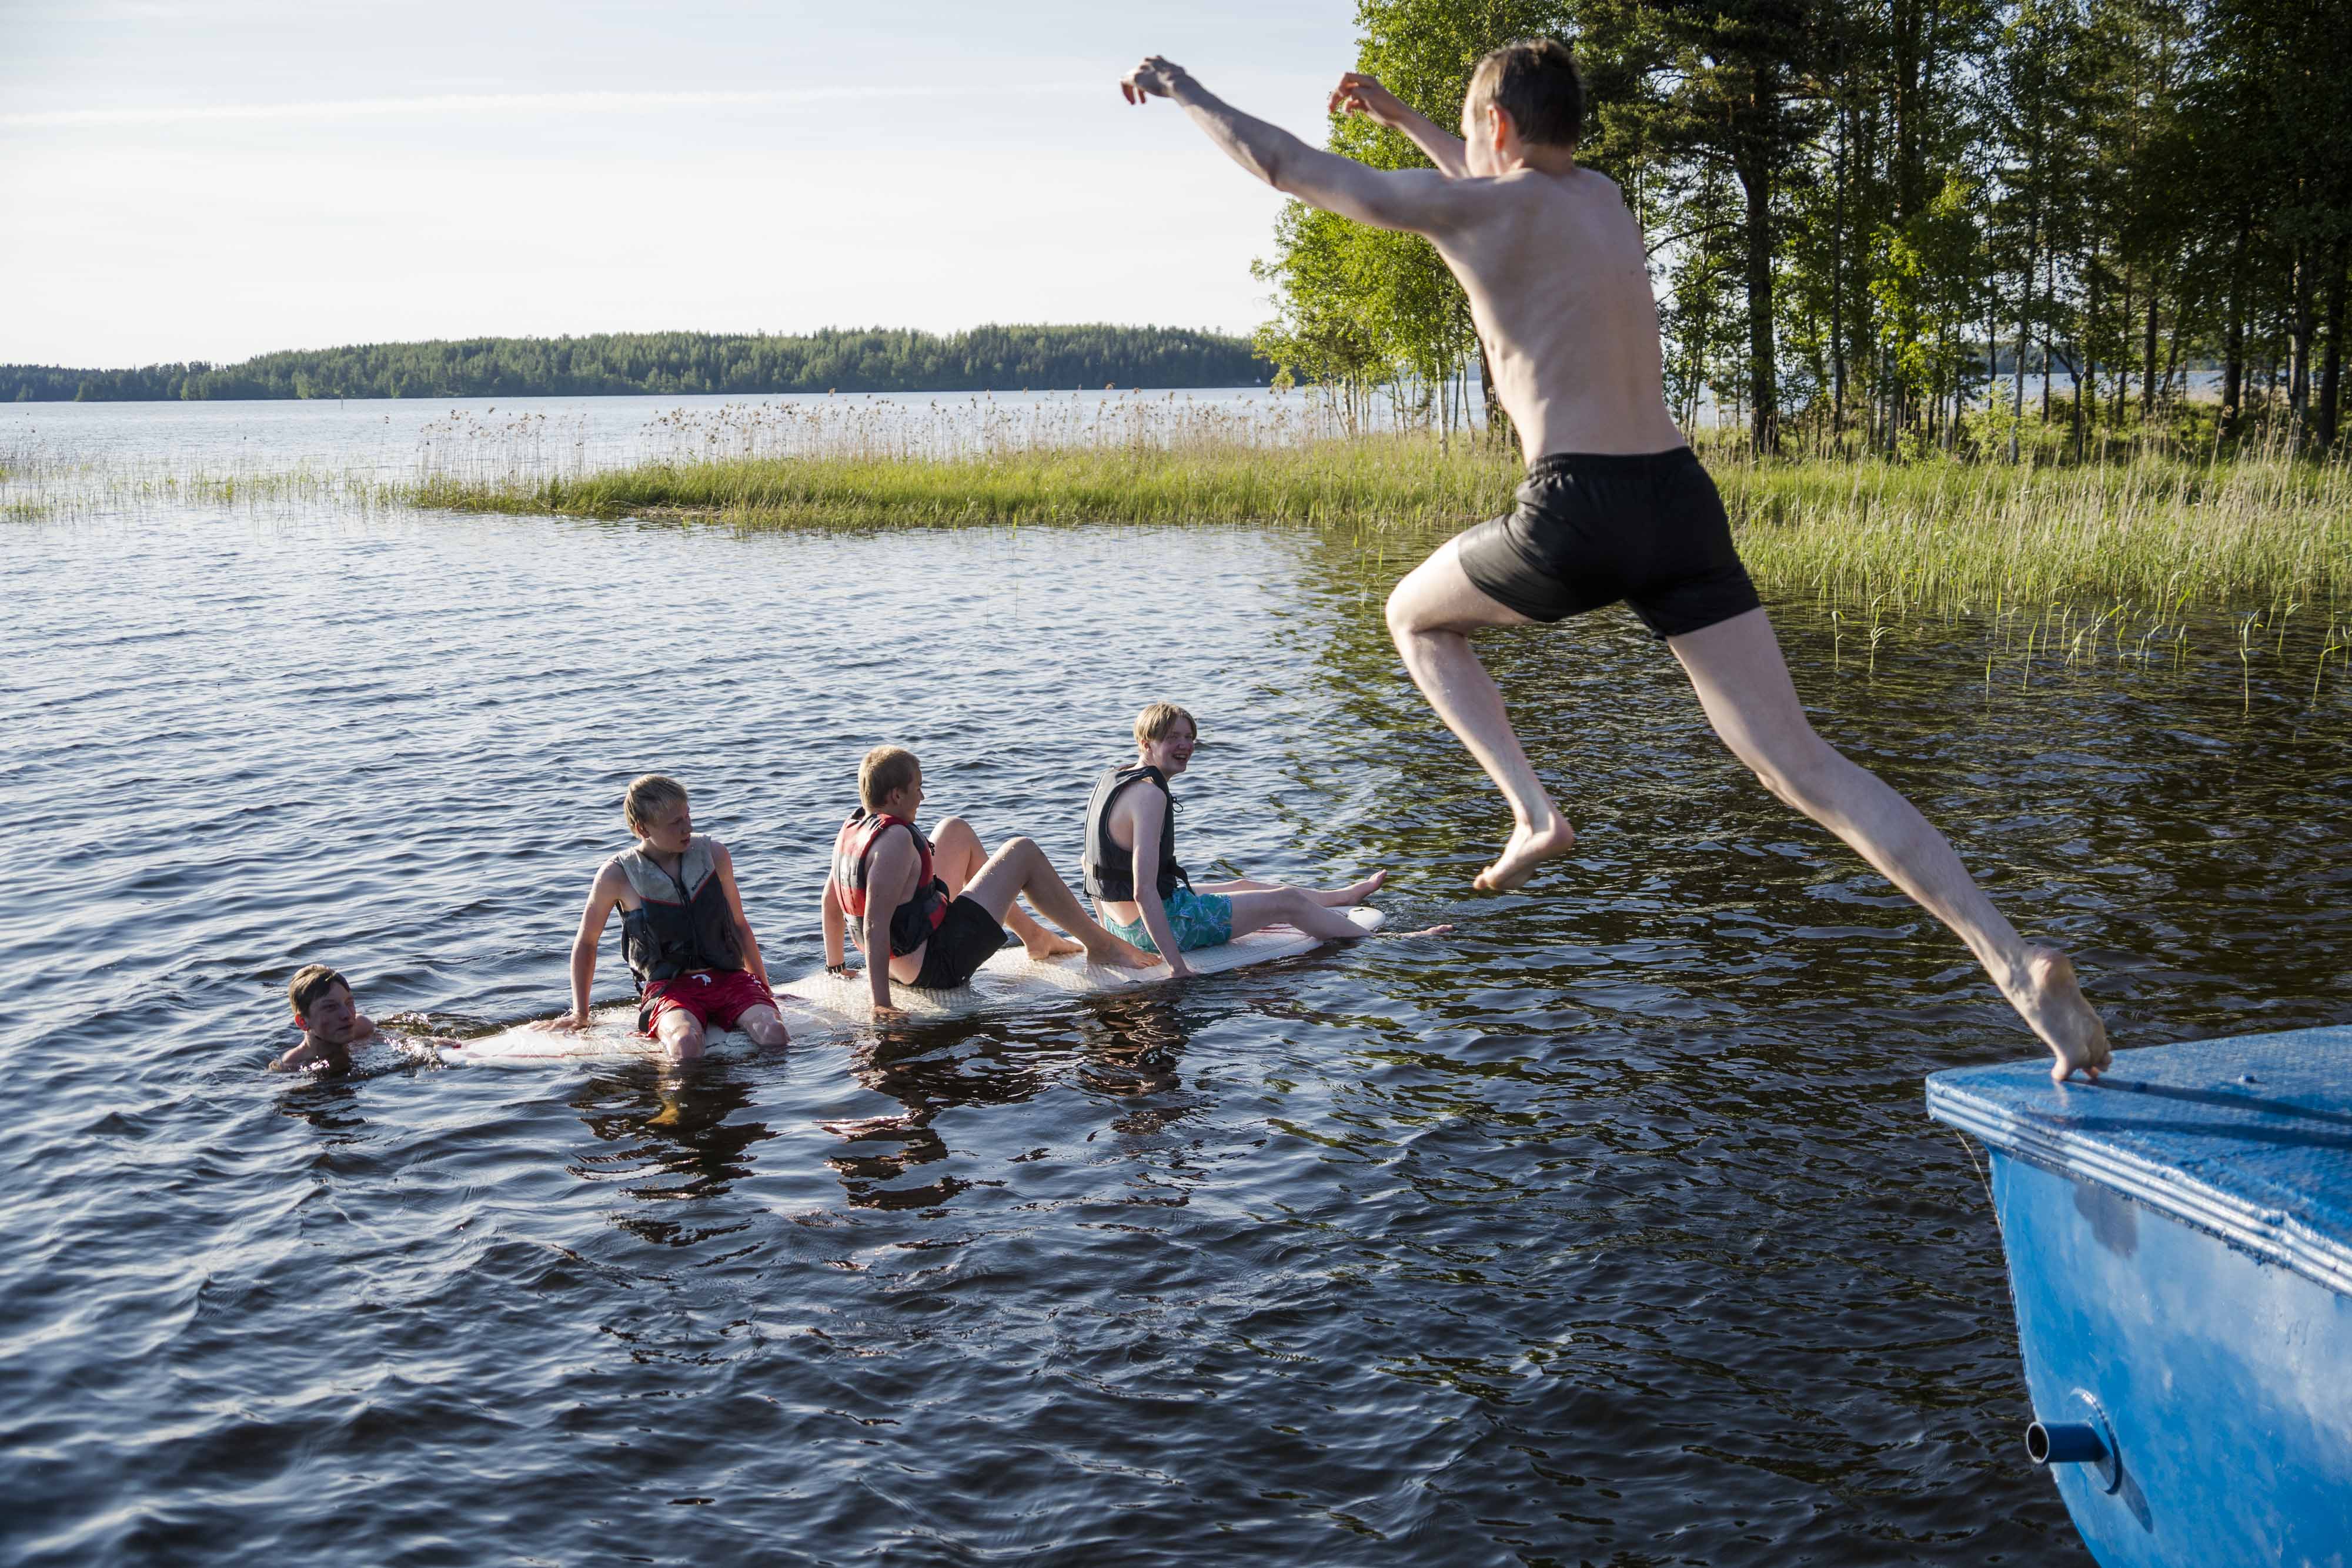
1121, 55, 1476, 236
1328, 71, 1468, 178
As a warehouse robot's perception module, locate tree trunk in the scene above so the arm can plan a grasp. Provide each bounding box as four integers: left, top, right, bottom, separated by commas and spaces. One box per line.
2221, 209, 2252, 442
2319, 242, 2347, 450
1736, 131, 1779, 456
2141, 269, 2160, 425
1830, 103, 1847, 436
2290, 238, 2318, 444
1477, 337, 1515, 455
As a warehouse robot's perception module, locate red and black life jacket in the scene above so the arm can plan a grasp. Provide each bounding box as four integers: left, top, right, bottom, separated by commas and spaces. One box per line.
830, 808, 950, 958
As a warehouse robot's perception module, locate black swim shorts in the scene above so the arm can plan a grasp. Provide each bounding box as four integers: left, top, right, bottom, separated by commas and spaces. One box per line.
911, 894, 1008, 990
1455, 446, 1760, 638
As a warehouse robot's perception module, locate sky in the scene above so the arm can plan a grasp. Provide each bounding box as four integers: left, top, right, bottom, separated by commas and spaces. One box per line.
0, 0, 1364, 367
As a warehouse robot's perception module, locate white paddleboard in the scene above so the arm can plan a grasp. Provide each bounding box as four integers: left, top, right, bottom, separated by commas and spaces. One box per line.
423, 998, 831, 1068
777, 906, 1385, 1023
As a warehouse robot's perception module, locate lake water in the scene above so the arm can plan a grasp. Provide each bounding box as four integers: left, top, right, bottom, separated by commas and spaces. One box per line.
3, 400, 2346, 1566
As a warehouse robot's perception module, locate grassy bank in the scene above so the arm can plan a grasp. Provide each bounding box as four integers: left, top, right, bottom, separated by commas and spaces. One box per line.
415, 433, 2351, 618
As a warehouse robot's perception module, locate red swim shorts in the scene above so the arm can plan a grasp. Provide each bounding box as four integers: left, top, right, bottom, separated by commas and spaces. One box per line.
636, 969, 775, 1036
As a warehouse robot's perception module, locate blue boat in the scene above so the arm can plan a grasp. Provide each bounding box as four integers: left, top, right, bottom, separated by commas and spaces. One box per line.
1925, 1027, 2352, 1566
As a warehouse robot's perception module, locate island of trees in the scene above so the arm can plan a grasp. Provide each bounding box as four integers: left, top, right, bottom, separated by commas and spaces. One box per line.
0, 325, 1269, 403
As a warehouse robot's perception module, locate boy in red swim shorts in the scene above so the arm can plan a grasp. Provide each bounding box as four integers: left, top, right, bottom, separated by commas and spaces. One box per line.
552, 773, 789, 1059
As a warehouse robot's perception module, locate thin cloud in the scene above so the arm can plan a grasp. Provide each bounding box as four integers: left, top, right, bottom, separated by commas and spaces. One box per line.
2, 83, 1085, 130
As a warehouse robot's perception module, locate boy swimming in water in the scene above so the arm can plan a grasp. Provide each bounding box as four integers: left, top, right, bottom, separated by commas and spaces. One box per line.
1120, 42, 2109, 1082
822, 745, 1156, 1017
553, 774, 789, 1060
272, 963, 376, 1072
1083, 703, 1395, 979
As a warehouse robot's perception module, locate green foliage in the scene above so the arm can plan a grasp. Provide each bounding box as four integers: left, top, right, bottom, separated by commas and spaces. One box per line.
0, 325, 1269, 403
1268, 0, 2352, 459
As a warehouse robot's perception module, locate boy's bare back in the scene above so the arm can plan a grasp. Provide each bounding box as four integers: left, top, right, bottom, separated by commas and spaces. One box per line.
1432, 167, 1687, 460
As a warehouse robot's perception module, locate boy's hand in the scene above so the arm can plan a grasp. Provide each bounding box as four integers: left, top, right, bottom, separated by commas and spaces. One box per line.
1120, 55, 1190, 104
871, 1002, 910, 1025
549, 1011, 592, 1033
1164, 956, 1195, 980
1328, 71, 1406, 126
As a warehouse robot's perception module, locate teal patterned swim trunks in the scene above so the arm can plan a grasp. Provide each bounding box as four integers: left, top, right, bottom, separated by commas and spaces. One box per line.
1105, 885, 1234, 954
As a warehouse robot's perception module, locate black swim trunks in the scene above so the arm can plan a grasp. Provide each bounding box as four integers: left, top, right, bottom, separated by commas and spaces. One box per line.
1455, 447, 1760, 638
911, 894, 1008, 990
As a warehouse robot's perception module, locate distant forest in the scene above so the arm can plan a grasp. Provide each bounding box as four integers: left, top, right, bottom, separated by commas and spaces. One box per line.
0, 325, 1270, 403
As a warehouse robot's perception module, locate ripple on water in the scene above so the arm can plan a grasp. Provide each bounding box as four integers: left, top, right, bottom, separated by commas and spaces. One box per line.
1, 501, 2346, 1565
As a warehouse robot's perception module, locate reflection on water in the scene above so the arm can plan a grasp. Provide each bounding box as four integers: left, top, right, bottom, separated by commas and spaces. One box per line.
1, 483, 2345, 1565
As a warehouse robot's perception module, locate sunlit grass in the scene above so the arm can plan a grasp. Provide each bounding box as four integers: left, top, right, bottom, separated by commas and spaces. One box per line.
417, 429, 2351, 620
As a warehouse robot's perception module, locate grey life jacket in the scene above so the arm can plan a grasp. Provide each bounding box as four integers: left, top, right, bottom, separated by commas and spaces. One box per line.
616, 837, 744, 989
1081, 764, 1190, 903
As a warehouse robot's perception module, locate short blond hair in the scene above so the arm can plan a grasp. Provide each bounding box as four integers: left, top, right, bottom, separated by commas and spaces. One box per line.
860, 745, 922, 810
1134, 703, 1197, 747
623, 773, 689, 831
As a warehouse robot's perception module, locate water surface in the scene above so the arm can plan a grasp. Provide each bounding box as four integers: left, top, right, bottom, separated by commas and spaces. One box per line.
2, 420, 2345, 1566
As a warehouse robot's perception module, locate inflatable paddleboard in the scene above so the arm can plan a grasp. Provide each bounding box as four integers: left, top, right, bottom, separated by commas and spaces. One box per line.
777, 905, 1385, 1023
423, 998, 830, 1068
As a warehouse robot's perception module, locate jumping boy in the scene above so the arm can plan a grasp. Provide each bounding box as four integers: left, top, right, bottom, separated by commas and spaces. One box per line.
1120, 42, 2109, 1082
1083, 703, 1389, 979
823, 745, 1156, 1015
272, 963, 376, 1072
554, 774, 789, 1059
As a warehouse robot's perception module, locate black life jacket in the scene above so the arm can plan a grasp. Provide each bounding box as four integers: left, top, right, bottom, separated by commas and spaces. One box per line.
616, 838, 745, 990
1082, 764, 1190, 902
829, 808, 951, 958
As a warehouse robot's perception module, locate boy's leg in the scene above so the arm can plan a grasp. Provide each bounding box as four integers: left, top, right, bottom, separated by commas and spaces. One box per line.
932, 815, 1079, 959
1195, 870, 1386, 907
732, 1002, 789, 1047
962, 838, 1157, 968
1668, 606, 2111, 1083
1385, 539, 1577, 891
651, 1005, 707, 1061
1224, 886, 1371, 942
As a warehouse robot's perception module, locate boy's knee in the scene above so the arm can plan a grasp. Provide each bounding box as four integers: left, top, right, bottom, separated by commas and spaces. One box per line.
1382, 581, 1419, 641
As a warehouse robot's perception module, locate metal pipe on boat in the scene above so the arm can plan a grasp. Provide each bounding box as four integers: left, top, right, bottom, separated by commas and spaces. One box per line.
2026, 1420, 2107, 1467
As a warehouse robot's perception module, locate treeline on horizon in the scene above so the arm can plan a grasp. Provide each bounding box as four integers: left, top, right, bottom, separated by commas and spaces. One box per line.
1259, 0, 2351, 457
0, 325, 1270, 403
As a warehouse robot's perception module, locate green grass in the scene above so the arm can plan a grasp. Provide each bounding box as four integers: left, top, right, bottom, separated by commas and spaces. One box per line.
413, 433, 2352, 618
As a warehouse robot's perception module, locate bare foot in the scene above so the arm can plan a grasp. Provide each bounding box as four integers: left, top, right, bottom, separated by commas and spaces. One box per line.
1387, 923, 1455, 937
1084, 933, 1162, 970
1024, 931, 1085, 961
1473, 819, 1576, 892
1319, 870, 1388, 907
2007, 946, 2113, 1084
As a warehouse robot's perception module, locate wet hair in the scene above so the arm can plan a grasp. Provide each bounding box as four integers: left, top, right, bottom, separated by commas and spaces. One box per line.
288, 964, 349, 1019
623, 773, 689, 832
1467, 37, 1583, 149
860, 745, 921, 810
1134, 703, 1197, 747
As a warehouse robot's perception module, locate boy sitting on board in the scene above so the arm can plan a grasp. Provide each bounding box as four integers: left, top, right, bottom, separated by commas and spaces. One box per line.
553, 773, 789, 1059
823, 745, 1157, 1017
272, 963, 376, 1073
1084, 703, 1408, 980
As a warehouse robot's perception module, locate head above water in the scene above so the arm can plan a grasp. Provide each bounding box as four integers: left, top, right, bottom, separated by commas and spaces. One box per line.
1133, 703, 1198, 775
860, 746, 923, 814
286, 964, 360, 1044
1461, 37, 1582, 175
